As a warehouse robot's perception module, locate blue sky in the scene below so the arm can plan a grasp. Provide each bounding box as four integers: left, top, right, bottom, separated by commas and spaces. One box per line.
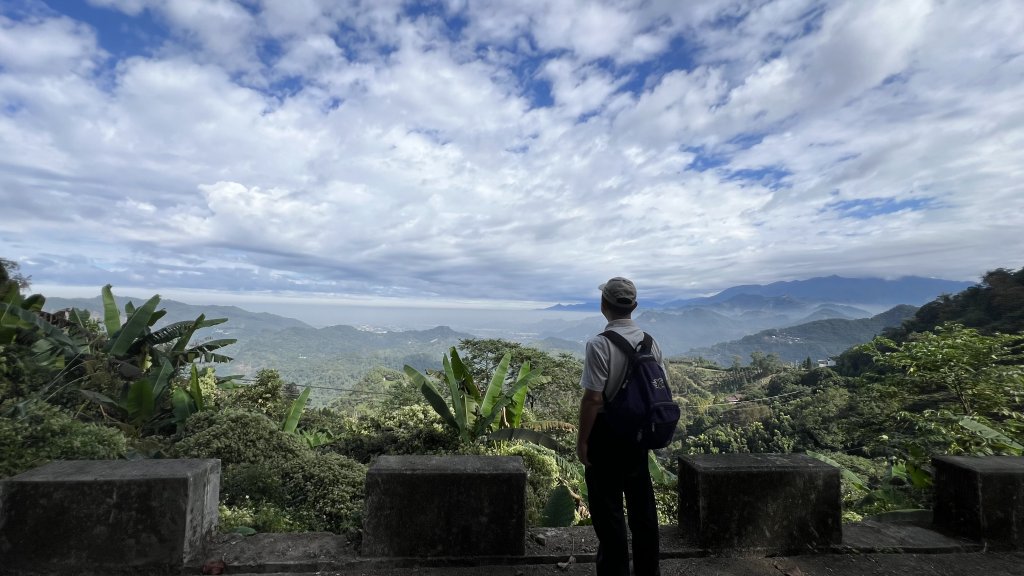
1, 0, 1022, 308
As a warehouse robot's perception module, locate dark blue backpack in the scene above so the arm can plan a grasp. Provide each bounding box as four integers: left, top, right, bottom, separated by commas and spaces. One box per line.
600, 330, 680, 449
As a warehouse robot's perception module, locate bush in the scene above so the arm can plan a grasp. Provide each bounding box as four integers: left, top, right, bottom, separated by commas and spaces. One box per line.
173, 408, 306, 466
218, 502, 302, 533
281, 453, 367, 535
328, 404, 460, 463
0, 399, 126, 478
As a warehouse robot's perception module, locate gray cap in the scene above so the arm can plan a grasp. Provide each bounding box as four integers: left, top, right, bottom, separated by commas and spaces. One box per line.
599, 277, 637, 308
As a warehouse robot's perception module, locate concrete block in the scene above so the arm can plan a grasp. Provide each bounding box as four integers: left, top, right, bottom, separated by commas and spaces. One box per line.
362, 455, 526, 557
933, 455, 1024, 549
0, 459, 220, 575
678, 453, 841, 552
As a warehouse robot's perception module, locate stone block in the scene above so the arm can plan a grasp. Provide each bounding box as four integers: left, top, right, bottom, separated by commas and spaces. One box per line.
678, 453, 841, 552
933, 455, 1024, 549
362, 455, 526, 557
0, 459, 220, 575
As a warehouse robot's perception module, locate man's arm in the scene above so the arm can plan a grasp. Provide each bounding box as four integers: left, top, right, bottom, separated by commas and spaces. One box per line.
576, 389, 604, 467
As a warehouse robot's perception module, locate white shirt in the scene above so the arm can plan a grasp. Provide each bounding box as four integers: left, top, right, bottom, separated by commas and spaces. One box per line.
579, 319, 668, 401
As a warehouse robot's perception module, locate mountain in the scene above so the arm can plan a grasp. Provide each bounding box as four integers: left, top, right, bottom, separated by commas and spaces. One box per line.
43, 295, 311, 335
684, 305, 919, 366
226, 324, 474, 405
664, 275, 972, 308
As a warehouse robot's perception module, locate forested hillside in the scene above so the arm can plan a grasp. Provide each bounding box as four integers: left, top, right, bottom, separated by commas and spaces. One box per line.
3, 259, 1021, 535
685, 305, 918, 365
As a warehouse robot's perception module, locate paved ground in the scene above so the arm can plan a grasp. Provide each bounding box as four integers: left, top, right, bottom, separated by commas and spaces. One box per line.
194, 522, 1024, 576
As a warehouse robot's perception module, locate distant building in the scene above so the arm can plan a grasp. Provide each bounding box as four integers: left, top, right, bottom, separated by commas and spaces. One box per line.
817, 358, 836, 368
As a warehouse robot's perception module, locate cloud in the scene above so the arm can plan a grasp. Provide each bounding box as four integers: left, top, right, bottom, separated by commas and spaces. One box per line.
1, 0, 1022, 306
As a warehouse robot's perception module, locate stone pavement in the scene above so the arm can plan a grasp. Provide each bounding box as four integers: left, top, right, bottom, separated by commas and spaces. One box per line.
193, 522, 1024, 576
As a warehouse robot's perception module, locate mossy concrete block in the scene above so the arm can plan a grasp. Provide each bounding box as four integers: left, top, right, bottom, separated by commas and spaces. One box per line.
0, 459, 220, 575
678, 453, 841, 553
362, 455, 526, 558
933, 455, 1024, 549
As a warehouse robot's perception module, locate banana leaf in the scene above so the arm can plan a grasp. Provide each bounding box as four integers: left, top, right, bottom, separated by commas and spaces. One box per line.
101, 284, 121, 336
960, 416, 1024, 451
282, 386, 311, 433
480, 352, 511, 421
189, 365, 206, 411
405, 365, 458, 431
172, 387, 196, 426
105, 295, 161, 357
807, 450, 868, 491
443, 354, 469, 439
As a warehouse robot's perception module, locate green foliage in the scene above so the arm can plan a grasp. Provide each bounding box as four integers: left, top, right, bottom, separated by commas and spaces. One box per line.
218, 502, 302, 534
890, 267, 1024, 339
457, 339, 584, 424
405, 346, 549, 445
281, 386, 312, 433
173, 408, 306, 466
229, 369, 290, 420
325, 403, 460, 463
860, 323, 1023, 460
281, 453, 367, 535
0, 398, 126, 477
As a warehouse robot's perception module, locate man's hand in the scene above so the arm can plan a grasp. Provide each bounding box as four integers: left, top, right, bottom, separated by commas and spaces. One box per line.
576, 441, 590, 467
577, 389, 603, 468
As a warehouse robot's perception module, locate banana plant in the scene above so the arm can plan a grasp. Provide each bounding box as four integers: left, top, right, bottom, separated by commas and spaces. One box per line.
282, 386, 312, 433
405, 347, 550, 444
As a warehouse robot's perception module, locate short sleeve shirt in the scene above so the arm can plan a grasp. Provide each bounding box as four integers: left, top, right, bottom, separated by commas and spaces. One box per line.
579, 319, 668, 401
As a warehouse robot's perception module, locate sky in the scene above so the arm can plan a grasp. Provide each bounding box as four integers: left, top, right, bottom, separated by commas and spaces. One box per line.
1, 0, 1022, 309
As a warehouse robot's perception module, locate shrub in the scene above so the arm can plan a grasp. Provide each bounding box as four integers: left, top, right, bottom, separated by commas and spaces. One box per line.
328, 404, 460, 463
281, 453, 367, 536
173, 408, 306, 466
0, 399, 126, 478
218, 502, 302, 533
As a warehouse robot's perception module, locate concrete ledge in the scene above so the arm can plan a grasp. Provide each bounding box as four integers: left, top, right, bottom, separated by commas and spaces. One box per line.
0, 459, 219, 575
678, 453, 842, 553
361, 455, 527, 558
933, 455, 1024, 550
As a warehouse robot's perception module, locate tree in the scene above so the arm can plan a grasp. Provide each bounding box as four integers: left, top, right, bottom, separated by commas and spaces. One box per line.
861, 323, 1024, 457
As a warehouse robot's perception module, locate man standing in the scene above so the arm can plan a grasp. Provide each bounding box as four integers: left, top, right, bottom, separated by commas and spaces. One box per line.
577, 277, 665, 576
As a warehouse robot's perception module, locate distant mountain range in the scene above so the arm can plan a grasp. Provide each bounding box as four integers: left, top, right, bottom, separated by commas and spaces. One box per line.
38, 275, 973, 391
685, 305, 919, 365
547, 275, 974, 311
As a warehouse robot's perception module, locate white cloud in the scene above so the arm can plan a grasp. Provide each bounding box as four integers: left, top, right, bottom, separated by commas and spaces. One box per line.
1, 0, 1022, 304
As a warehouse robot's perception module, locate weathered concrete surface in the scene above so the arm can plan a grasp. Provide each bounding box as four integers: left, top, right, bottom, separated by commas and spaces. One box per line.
197, 523, 1019, 576
678, 453, 841, 553
0, 459, 219, 576
933, 455, 1024, 550
361, 455, 527, 558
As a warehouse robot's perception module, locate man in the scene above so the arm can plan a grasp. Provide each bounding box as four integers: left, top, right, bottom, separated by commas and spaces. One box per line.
577, 277, 665, 576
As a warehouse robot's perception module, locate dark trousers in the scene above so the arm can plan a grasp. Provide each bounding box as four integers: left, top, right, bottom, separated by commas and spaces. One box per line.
585, 416, 660, 576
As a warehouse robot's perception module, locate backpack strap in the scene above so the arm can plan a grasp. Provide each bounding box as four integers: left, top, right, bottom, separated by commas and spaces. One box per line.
598, 330, 652, 402
600, 330, 652, 357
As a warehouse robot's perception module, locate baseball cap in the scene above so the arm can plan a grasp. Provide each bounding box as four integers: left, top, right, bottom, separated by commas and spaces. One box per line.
599, 277, 637, 308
